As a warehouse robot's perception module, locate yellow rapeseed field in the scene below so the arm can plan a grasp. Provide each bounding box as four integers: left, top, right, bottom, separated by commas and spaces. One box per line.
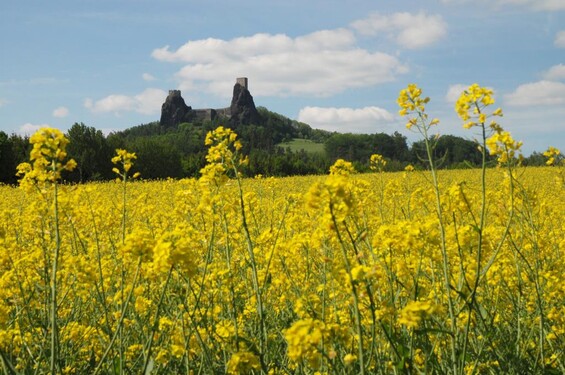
1, 85, 564, 374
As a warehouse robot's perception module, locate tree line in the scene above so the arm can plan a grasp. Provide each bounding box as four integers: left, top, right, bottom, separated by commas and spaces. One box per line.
0, 112, 549, 184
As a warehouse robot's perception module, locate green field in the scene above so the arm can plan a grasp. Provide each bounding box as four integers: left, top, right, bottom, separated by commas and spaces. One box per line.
277, 138, 326, 154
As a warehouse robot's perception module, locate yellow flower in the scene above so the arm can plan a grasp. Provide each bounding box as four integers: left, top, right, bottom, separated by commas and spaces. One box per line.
284, 318, 327, 367
17, 127, 76, 188
455, 83, 499, 131
398, 300, 439, 329
227, 351, 261, 374
344, 353, 357, 365
370, 154, 387, 172
329, 159, 356, 176
543, 146, 561, 166
492, 107, 503, 116
486, 130, 523, 165
112, 148, 137, 178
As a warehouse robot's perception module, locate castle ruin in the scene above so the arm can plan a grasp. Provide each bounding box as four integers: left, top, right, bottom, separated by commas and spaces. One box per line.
160, 77, 260, 127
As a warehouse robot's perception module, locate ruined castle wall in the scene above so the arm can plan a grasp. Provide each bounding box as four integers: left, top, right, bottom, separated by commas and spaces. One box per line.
215, 107, 231, 118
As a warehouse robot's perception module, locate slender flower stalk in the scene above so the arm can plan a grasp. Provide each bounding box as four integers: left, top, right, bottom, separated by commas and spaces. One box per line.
398, 85, 457, 372
16, 127, 76, 375
111, 149, 140, 243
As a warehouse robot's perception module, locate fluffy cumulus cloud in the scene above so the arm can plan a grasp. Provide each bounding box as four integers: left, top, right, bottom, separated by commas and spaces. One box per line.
151, 28, 408, 98
499, 0, 565, 11
297, 106, 395, 133
52, 106, 69, 118
134, 88, 168, 115
84, 88, 167, 115
555, 31, 565, 48
543, 64, 565, 80
19, 123, 50, 135
445, 84, 497, 103
505, 80, 565, 106
445, 84, 470, 103
142, 73, 156, 81
441, 0, 565, 11
351, 12, 447, 49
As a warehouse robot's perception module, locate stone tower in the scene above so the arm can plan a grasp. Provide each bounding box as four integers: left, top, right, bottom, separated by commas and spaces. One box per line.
236, 77, 248, 90
229, 78, 260, 127
160, 90, 193, 128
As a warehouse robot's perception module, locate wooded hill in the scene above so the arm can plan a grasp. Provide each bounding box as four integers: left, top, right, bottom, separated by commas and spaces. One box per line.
2, 110, 549, 184
0, 86, 548, 184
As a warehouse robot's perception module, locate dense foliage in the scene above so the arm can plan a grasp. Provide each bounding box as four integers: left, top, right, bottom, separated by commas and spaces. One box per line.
2, 104, 550, 184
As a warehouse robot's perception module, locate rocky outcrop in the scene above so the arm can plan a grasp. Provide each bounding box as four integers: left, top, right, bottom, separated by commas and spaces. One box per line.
159, 79, 262, 128
160, 90, 194, 128
229, 82, 261, 127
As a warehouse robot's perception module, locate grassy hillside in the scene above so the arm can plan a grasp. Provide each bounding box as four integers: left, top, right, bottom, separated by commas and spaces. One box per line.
277, 138, 326, 154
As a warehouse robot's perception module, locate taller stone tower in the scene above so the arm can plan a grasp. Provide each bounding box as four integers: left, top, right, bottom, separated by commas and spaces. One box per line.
229, 78, 260, 127
236, 77, 248, 90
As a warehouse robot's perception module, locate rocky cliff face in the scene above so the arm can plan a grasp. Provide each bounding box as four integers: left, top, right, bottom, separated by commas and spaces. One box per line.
229, 82, 261, 127
160, 90, 193, 128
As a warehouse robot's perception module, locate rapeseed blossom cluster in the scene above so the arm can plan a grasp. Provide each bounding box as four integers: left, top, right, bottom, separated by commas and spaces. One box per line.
543, 146, 561, 166
455, 83, 501, 129
397, 83, 439, 130
16, 127, 76, 189
369, 153, 387, 172
486, 129, 524, 165
200, 125, 247, 186
398, 300, 440, 329
112, 148, 140, 180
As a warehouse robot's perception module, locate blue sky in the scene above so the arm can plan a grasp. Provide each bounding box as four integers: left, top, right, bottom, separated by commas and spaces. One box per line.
1, 0, 564, 155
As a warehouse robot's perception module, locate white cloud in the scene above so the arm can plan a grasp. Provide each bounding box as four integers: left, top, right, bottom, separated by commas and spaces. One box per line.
85, 94, 135, 113
445, 84, 470, 103
134, 88, 168, 115
0, 98, 7, 107
542, 64, 565, 81
52, 106, 69, 118
85, 88, 167, 115
297, 106, 395, 133
351, 12, 447, 49
505, 80, 565, 106
445, 83, 496, 103
498, 0, 565, 11
19, 123, 50, 135
441, 0, 565, 11
142, 73, 156, 81
152, 29, 408, 98
555, 31, 565, 48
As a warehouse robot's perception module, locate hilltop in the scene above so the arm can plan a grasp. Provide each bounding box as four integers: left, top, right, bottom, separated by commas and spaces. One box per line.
2, 77, 547, 184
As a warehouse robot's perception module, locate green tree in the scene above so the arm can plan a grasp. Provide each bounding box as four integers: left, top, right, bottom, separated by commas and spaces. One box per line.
65, 123, 113, 182
324, 132, 408, 170
130, 137, 184, 179
0, 133, 30, 184
410, 135, 487, 168
0, 131, 16, 183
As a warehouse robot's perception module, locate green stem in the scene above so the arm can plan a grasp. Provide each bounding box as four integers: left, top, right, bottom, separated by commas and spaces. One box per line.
142, 266, 174, 373
121, 172, 127, 244
50, 177, 60, 375
417, 110, 457, 373
93, 257, 143, 375
329, 210, 365, 375
233, 164, 268, 372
